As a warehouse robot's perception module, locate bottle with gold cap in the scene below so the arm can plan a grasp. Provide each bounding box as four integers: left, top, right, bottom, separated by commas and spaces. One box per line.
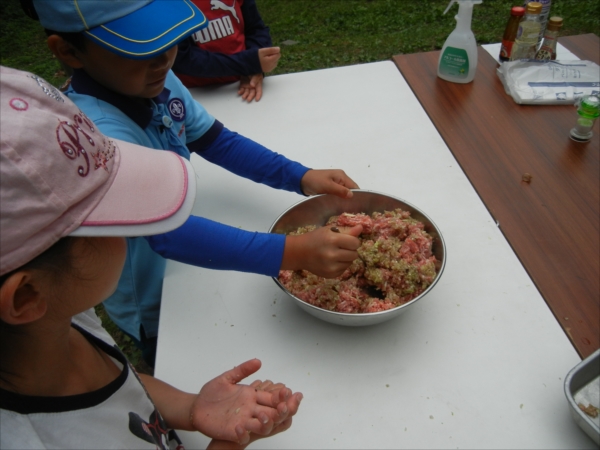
510, 2, 542, 60
535, 17, 563, 60
523, 0, 552, 48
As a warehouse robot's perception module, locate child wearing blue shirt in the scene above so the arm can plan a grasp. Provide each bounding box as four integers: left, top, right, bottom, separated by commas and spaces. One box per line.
30, 0, 363, 367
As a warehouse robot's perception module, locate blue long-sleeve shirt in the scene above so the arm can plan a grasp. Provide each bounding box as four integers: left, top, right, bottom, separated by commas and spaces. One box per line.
65, 69, 309, 339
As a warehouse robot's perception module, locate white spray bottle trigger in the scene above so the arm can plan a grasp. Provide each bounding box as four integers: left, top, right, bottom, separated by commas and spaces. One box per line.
443, 0, 483, 15
443, 0, 456, 15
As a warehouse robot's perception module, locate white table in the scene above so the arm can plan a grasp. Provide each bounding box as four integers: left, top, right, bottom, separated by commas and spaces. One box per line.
155, 61, 594, 449
482, 42, 579, 63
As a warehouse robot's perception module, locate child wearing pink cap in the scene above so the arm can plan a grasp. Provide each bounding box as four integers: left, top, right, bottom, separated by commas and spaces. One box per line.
0, 66, 302, 450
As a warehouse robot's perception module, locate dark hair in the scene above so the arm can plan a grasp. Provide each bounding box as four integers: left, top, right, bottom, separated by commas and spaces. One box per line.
19, 0, 87, 52
44, 29, 88, 53
19, 0, 38, 20
0, 237, 77, 289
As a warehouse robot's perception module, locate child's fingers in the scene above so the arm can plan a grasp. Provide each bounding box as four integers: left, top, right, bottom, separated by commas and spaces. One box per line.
243, 414, 275, 436
327, 182, 354, 199
256, 392, 303, 423
333, 173, 359, 190
245, 90, 256, 102
225, 359, 262, 384
235, 425, 251, 445
271, 417, 293, 435
255, 387, 291, 407
262, 47, 280, 56
284, 392, 303, 417
253, 380, 286, 392
254, 84, 263, 102
336, 224, 363, 239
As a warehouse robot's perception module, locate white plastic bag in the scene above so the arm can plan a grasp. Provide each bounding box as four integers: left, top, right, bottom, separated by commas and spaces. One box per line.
497, 59, 600, 105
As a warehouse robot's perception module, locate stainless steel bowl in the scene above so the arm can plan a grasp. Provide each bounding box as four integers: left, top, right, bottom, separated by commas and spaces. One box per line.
564, 349, 600, 445
268, 190, 446, 326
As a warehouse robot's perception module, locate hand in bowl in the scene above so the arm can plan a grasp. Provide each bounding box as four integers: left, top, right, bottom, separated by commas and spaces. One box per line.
281, 224, 363, 278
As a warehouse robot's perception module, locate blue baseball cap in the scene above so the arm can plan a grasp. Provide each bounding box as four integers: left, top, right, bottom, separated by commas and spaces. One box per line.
32, 0, 208, 59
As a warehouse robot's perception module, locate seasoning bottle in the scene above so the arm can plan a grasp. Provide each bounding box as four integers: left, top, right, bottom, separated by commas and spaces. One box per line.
570, 95, 600, 143
523, 0, 552, 49
535, 17, 563, 60
499, 6, 526, 63
510, 2, 542, 61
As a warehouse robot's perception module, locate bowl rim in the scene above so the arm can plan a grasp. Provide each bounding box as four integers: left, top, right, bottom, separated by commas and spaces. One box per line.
268, 189, 447, 317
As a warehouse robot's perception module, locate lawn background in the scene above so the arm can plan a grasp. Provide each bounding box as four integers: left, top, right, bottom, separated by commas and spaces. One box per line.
1, 0, 598, 373
2, 0, 599, 87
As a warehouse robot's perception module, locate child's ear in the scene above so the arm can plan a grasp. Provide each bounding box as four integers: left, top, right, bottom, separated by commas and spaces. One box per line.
0, 272, 47, 325
47, 35, 84, 70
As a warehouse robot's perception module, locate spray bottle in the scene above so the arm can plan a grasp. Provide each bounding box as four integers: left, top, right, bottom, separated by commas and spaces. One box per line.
437, 0, 482, 83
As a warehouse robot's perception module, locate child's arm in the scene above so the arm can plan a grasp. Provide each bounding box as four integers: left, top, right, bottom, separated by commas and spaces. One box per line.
237, 0, 279, 103
240, 0, 273, 50
173, 0, 273, 80
138, 359, 302, 444
190, 126, 359, 198
173, 40, 264, 78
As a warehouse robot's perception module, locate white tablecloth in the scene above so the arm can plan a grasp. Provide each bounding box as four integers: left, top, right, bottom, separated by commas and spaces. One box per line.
482, 42, 579, 63
155, 61, 593, 449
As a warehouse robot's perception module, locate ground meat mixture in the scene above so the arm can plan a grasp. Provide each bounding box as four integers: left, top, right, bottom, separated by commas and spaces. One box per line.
278, 208, 438, 314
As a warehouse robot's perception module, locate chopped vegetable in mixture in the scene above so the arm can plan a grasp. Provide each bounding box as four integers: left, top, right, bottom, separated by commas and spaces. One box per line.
278, 208, 438, 313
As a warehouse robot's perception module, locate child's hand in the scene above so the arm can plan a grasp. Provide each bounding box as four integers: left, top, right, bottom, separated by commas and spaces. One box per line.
238, 74, 264, 102
258, 47, 281, 73
238, 47, 280, 102
190, 359, 302, 444
207, 418, 294, 450
300, 169, 359, 199
282, 224, 363, 278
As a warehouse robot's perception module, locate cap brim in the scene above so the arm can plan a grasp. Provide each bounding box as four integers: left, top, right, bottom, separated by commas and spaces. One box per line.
71, 140, 196, 237
85, 0, 208, 59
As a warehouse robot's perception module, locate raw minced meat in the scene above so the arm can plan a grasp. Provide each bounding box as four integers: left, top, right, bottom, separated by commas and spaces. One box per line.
278, 208, 438, 314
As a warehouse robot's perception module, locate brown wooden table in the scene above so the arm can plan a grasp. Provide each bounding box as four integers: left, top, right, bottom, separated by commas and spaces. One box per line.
393, 34, 599, 359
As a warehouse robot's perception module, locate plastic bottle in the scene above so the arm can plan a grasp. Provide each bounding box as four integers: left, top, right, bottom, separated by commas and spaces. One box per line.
535, 16, 563, 60
437, 0, 483, 84
523, 0, 552, 49
510, 2, 542, 61
570, 95, 600, 143
499, 6, 526, 63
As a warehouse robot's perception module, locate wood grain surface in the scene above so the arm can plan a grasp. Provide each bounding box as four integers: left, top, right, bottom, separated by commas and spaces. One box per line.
392, 34, 600, 358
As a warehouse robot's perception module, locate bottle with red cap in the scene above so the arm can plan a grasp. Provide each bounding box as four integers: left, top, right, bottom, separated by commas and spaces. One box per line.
499, 6, 526, 62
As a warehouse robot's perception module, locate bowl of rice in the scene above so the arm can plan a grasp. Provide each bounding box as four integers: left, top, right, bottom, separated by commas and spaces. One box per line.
269, 190, 446, 326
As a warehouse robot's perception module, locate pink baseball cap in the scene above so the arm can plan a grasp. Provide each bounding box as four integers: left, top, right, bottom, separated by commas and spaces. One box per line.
0, 66, 197, 276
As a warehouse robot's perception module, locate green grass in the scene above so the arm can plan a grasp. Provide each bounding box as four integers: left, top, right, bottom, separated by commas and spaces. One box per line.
0, 0, 69, 84
1, 0, 598, 372
94, 305, 153, 373
259, 0, 600, 75
2, 0, 599, 85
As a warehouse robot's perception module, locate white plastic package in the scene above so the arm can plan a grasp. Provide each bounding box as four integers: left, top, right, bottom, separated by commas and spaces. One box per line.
497, 59, 600, 105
